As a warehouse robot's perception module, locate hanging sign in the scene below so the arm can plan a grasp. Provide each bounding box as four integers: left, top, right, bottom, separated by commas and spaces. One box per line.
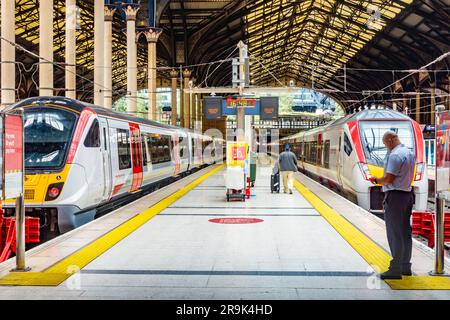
3, 114, 24, 200
226, 142, 248, 167
222, 97, 260, 116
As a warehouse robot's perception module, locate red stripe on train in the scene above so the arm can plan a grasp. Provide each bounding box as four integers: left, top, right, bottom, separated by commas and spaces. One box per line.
67, 108, 95, 164
411, 120, 424, 163
347, 121, 366, 163
129, 122, 143, 192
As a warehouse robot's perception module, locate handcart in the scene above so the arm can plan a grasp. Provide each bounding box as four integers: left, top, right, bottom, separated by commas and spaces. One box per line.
225, 166, 246, 202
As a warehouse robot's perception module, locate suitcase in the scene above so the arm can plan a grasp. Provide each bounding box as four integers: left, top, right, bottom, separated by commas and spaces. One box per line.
271, 173, 280, 193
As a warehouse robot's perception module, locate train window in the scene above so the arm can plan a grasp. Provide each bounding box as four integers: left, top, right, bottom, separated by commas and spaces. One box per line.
179, 136, 187, 159
84, 119, 100, 148
116, 129, 131, 170
344, 133, 353, 156
24, 107, 77, 169
149, 134, 172, 164
359, 121, 415, 166
141, 133, 150, 165
131, 130, 141, 168
103, 128, 107, 151
324, 140, 330, 168
311, 141, 317, 164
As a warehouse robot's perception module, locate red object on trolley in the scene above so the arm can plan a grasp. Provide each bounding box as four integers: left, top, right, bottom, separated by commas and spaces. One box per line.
0, 216, 41, 263
0, 218, 16, 263
245, 177, 251, 199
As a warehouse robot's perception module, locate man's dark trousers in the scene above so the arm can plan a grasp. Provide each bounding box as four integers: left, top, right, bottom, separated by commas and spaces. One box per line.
383, 190, 414, 272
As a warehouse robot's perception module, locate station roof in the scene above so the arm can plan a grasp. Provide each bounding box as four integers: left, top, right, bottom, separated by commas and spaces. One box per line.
8, 0, 450, 112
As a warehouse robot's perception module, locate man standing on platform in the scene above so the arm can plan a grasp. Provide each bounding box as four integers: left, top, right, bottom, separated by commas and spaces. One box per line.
279, 144, 298, 194
369, 131, 415, 280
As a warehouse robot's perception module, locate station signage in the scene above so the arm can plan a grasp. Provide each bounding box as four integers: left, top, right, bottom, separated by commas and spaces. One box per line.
225, 97, 257, 109
203, 96, 279, 118
226, 142, 248, 167
3, 114, 24, 200
203, 96, 223, 120
222, 97, 260, 116
260, 96, 279, 120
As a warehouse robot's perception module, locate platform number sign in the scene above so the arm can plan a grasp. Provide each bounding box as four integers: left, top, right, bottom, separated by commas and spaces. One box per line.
232, 145, 246, 161
260, 97, 279, 120
204, 96, 223, 120
2, 113, 24, 200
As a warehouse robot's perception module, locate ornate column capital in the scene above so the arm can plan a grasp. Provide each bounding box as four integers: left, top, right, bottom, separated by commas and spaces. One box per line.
182, 69, 192, 79
104, 4, 117, 21
121, 3, 140, 21
143, 27, 163, 43
170, 69, 178, 78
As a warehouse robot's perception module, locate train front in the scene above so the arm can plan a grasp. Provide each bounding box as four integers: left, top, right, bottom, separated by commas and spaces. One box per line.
354, 118, 428, 212
3, 100, 87, 236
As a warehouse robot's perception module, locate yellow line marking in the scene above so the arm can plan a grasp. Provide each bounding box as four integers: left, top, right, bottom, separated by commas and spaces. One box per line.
0, 164, 225, 286
294, 179, 450, 290
293, 179, 392, 273
386, 276, 450, 290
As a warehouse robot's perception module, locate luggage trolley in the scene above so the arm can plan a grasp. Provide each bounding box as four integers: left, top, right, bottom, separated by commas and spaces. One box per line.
225, 142, 249, 202
225, 166, 246, 202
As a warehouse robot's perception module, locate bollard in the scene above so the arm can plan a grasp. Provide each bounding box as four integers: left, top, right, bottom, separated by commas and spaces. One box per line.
433, 197, 446, 274
14, 194, 27, 271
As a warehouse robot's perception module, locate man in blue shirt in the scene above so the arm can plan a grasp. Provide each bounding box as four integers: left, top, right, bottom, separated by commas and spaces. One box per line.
279, 144, 298, 194
369, 131, 415, 279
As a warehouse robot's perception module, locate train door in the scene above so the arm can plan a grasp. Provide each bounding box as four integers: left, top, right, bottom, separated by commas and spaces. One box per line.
337, 131, 344, 186
98, 117, 112, 200
172, 132, 181, 176
129, 123, 143, 192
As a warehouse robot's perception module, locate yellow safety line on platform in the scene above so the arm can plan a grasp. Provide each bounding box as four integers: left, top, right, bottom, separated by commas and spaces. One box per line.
294, 179, 450, 290
293, 180, 391, 273
0, 164, 225, 286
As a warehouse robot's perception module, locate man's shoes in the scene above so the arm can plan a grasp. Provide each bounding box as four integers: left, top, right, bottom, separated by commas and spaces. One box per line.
289, 190, 293, 194
402, 269, 412, 276
379, 269, 402, 280
402, 263, 412, 276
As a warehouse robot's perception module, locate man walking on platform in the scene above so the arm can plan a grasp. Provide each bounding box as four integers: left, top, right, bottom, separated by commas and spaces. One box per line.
369, 131, 415, 280
279, 144, 298, 194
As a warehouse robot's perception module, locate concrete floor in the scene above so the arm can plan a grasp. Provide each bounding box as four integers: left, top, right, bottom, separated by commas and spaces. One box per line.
1, 163, 450, 299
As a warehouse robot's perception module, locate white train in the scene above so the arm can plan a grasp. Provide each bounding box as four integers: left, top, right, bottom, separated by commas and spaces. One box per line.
3, 97, 225, 233
276, 109, 428, 212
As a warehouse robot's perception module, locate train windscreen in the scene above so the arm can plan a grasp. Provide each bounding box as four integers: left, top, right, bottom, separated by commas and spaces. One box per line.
359, 121, 415, 166
23, 107, 77, 169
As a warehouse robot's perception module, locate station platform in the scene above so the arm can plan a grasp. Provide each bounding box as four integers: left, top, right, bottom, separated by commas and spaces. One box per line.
1, 158, 450, 299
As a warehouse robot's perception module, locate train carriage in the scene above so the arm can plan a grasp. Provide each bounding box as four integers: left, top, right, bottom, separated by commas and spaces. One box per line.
277, 109, 428, 212
2, 96, 224, 234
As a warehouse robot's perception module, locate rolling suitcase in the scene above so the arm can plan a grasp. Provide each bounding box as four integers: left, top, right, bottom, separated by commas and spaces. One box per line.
271, 173, 280, 193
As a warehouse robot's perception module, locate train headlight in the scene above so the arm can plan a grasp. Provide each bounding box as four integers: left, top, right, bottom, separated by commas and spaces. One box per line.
358, 163, 372, 180
45, 182, 64, 201
414, 163, 424, 181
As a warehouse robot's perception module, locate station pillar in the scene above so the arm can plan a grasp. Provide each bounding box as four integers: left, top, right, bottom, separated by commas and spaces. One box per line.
144, 28, 162, 121
182, 69, 191, 128
430, 83, 436, 125
94, 0, 105, 105
1, 0, 16, 108
39, 0, 54, 96
447, 76, 450, 110
194, 93, 201, 130
415, 89, 421, 124
197, 94, 203, 132
191, 79, 196, 129
103, 4, 117, 108
170, 69, 178, 126
65, 0, 77, 100
123, 4, 140, 116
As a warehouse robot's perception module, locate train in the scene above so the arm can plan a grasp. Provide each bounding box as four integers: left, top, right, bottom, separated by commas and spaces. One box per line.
3, 96, 225, 234
275, 108, 428, 212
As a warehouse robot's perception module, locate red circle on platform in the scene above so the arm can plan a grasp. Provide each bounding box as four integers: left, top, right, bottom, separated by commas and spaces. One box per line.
208, 217, 264, 224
